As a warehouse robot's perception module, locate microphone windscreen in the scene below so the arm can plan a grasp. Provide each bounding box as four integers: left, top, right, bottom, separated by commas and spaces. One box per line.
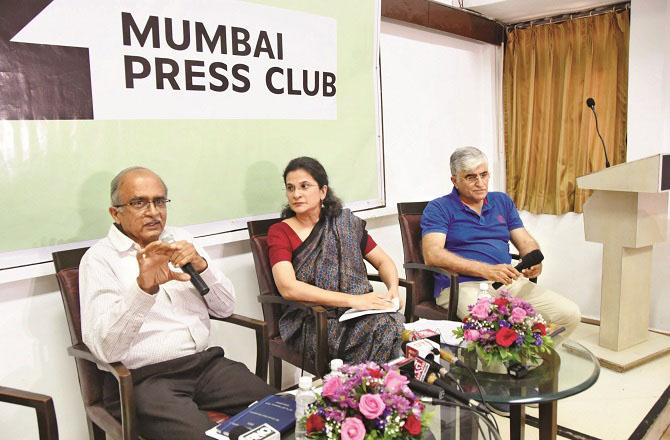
586, 97, 595, 108
160, 232, 176, 244
517, 249, 544, 270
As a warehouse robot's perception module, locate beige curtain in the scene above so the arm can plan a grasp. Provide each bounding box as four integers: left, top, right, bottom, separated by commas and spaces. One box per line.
503, 9, 629, 214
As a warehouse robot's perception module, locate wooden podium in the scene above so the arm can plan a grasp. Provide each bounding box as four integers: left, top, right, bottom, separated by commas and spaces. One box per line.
577, 154, 670, 353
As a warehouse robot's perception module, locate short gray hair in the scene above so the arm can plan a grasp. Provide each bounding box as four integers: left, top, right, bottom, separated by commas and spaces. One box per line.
450, 147, 488, 176
110, 166, 168, 205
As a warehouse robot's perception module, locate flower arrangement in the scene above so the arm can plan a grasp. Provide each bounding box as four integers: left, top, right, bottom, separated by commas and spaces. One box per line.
453, 289, 553, 366
301, 362, 429, 439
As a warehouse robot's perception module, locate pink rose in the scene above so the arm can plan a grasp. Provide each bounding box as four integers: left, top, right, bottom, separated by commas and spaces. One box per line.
384, 369, 408, 393
341, 417, 366, 440
322, 376, 342, 399
359, 393, 385, 419
510, 307, 527, 323
471, 302, 490, 320
463, 329, 481, 342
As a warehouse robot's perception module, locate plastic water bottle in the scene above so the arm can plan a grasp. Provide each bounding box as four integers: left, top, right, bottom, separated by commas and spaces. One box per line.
326, 358, 344, 379
294, 376, 316, 440
478, 282, 492, 299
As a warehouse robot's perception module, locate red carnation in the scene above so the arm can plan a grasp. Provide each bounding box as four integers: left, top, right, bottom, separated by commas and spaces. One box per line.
533, 323, 547, 336
495, 327, 517, 347
367, 368, 383, 378
306, 414, 325, 433
494, 297, 509, 308
403, 414, 422, 436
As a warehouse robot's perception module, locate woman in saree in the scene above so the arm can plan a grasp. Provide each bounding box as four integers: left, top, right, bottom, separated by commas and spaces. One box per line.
268, 157, 405, 365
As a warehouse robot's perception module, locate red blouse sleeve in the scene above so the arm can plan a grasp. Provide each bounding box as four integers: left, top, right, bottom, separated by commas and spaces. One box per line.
364, 234, 377, 255
267, 222, 294, 267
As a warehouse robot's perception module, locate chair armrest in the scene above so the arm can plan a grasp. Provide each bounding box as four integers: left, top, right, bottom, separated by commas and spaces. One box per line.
257, 293, 329, 377
403, 263, 459, 321
67, 344, 137, 440
404, 262, 458, 278
257, 294, 327, 314
0, 386, 58, 440
212, 313, 265, 331
210, 314, 269, 380
366, 273, 414, 290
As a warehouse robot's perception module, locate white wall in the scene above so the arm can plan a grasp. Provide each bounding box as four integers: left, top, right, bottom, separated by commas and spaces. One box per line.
627, 0, 670, 331
628, 0, 670, 160
0, 20, 502, 439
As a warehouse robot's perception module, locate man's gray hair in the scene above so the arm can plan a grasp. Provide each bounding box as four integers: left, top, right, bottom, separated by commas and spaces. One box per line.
110, 166, 168, 205
450, 147, 488, 176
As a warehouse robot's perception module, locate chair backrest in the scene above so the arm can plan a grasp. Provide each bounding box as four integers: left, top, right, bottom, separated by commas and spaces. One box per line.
53, 248, 90, 345
397, 202, 435, 305
52, 248, 103, 407
56, 267, 84, 347
53, 247, 89, 273
247, 218, 285, 339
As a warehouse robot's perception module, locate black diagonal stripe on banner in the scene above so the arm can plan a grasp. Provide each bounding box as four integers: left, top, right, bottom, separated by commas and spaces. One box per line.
0, 0, 93, 120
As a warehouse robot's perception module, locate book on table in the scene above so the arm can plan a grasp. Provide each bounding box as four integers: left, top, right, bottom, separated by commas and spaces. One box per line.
213, 394, 296, 438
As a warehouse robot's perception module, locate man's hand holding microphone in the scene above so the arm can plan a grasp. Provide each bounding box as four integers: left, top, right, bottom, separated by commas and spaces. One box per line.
136, 234, 209, 295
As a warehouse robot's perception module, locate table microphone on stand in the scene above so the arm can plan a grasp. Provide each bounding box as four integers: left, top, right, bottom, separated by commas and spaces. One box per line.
586, 97, 611, 168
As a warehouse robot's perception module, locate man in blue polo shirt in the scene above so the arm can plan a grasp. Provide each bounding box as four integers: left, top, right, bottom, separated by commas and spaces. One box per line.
421, 147, 580, 336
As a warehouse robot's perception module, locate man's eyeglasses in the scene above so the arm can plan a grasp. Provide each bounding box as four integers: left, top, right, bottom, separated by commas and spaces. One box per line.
285, 182, 318, 194
462, 171, 490, 184
113, 198, 171, 210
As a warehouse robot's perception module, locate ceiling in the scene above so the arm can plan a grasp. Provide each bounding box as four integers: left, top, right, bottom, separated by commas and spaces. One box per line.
433, 0, 625, 24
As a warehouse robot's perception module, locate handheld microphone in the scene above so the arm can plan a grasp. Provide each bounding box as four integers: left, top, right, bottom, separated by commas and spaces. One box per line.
161, 233, 210, 296
426, 372, 453, 392
492, 249, 544, 290
400, 370, 445, 399
425, 374, 488, 411
436, 346, 464, 367
586, 97, 611, 168
418, 355, 457, 383
419, 355, 449, 377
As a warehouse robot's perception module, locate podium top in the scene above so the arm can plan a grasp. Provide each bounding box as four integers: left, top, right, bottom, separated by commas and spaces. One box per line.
577, 154, 670, 193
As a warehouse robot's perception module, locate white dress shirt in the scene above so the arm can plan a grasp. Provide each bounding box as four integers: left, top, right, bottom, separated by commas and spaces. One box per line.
80, 225, 236, 369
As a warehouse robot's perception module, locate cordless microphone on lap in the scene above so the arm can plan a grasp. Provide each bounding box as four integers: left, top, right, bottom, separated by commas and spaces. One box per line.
492, 249, 544, 290
161, 233, 210, 296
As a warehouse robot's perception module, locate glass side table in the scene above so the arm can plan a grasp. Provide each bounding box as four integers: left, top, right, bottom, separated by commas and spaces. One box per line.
449, 341, 600, 440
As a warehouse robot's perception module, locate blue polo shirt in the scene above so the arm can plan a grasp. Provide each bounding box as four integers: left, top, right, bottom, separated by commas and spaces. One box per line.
420, 187, 524, 296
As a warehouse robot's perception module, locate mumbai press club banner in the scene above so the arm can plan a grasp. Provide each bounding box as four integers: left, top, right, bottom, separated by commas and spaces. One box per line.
0, 0, 384, 274
11, 0, 338, 120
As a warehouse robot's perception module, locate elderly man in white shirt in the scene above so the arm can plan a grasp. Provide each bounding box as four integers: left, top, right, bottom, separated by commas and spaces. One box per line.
79, 166, 275, 440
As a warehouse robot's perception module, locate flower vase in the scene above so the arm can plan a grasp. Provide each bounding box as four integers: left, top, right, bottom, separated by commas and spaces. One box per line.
476, 356, 544, 374
476, 357, 508, 374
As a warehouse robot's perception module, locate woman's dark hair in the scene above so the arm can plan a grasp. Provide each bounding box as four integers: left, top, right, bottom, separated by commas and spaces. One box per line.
281, 156, 343, 218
